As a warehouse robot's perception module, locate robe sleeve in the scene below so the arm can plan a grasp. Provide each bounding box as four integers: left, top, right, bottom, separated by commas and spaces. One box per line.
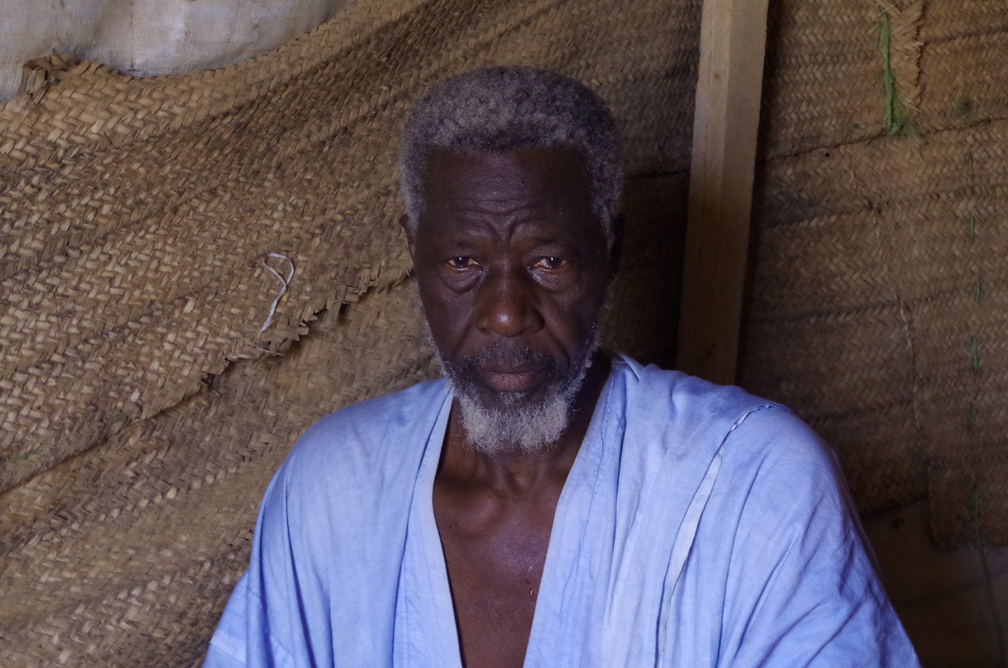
713, 409, 920, 668
203, 467, 301, 668
203, 571, 250, 667
202, 382, 444, 668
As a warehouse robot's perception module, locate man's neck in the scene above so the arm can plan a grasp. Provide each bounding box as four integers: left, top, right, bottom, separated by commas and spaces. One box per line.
431, 351, 612, 668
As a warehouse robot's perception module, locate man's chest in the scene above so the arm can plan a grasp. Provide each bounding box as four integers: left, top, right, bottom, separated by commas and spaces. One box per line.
433, 490, 559, 668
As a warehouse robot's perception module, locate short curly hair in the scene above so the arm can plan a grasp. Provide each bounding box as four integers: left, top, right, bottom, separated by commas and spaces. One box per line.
399, 66, 623, 248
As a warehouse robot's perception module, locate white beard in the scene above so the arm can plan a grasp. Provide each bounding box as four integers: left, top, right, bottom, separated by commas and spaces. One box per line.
428, 326, 599, 455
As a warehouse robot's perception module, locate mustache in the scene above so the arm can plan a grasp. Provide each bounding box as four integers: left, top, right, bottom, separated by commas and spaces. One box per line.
460, 340, 556, 369
450, 340, 564, 395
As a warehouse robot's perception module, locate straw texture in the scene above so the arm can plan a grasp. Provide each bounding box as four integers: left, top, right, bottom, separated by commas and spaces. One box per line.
740, 0, 1008, 547
0, 0, 697, 662
0, 0, 699, 493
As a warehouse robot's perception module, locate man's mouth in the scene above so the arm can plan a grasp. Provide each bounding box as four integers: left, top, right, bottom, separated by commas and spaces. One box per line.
478, 363, 548, 394
451, 341, 559, 397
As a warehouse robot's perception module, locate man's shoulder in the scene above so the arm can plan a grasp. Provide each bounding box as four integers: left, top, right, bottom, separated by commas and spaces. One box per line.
613, 354, 837, 492
711, 404, 846, 535
281, 377, 450, 481
613, 354, 798, 453
654, 369, 851, 544
625, 360, 863, 588
614, 354, 777, 421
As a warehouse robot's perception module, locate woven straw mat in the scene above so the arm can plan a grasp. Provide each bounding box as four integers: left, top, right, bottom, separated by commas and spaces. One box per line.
0, 0, 699, 664
740, 0, 1008, 547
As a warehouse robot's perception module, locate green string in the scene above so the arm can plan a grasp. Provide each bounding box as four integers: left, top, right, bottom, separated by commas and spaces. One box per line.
880, 13, 903, 135
878, 11, 917, 137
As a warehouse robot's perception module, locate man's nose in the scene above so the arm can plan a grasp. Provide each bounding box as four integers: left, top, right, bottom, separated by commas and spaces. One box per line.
474, 265, 543, 337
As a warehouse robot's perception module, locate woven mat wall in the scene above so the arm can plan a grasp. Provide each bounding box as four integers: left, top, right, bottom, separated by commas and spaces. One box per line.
0, 0, 697, 663
740, 0, 1008, 548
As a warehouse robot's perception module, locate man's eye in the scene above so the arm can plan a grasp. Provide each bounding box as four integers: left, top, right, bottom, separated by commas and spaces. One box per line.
533, 257, 567, 270
446, 256, 477, 269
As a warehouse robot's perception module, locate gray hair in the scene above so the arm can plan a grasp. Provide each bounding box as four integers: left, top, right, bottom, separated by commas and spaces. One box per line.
399, 66, 622, 248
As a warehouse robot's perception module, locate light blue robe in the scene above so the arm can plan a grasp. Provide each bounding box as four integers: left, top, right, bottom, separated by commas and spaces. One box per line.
205, 355, 919, 667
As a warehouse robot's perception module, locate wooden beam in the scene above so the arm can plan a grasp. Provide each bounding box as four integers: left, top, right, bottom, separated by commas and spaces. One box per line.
676, 0, 770, 385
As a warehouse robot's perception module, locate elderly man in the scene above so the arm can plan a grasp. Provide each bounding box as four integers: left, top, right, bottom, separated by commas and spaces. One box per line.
205, 67, 918, 668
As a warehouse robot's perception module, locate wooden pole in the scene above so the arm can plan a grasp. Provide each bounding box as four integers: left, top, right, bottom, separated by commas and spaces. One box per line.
676, 0, 770, 385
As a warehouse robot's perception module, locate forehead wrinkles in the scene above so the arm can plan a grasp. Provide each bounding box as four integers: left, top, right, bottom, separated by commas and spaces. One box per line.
443, 190, 563, 233
429, 194, 572, 246
420, 148, 590, 241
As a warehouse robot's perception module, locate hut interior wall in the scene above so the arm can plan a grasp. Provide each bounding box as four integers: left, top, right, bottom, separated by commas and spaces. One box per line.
738, 0, 1008, 663
741, 0, 1008, 546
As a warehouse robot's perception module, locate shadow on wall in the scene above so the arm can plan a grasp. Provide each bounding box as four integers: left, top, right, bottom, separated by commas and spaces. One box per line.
865, 502, 1008, 668
0, 0, 353, 102
601, 172, 689, 369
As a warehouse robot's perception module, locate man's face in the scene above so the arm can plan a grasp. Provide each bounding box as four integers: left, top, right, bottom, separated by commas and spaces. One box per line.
405, 147, 611, 451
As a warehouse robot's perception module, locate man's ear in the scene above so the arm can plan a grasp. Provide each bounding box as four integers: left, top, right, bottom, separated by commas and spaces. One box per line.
399, 214, 417, 260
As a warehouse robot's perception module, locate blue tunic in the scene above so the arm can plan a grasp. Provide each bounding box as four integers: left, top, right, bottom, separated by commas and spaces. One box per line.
205, 355, 919, 667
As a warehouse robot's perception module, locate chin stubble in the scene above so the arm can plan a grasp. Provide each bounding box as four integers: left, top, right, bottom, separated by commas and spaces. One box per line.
425, 320, 600, 455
